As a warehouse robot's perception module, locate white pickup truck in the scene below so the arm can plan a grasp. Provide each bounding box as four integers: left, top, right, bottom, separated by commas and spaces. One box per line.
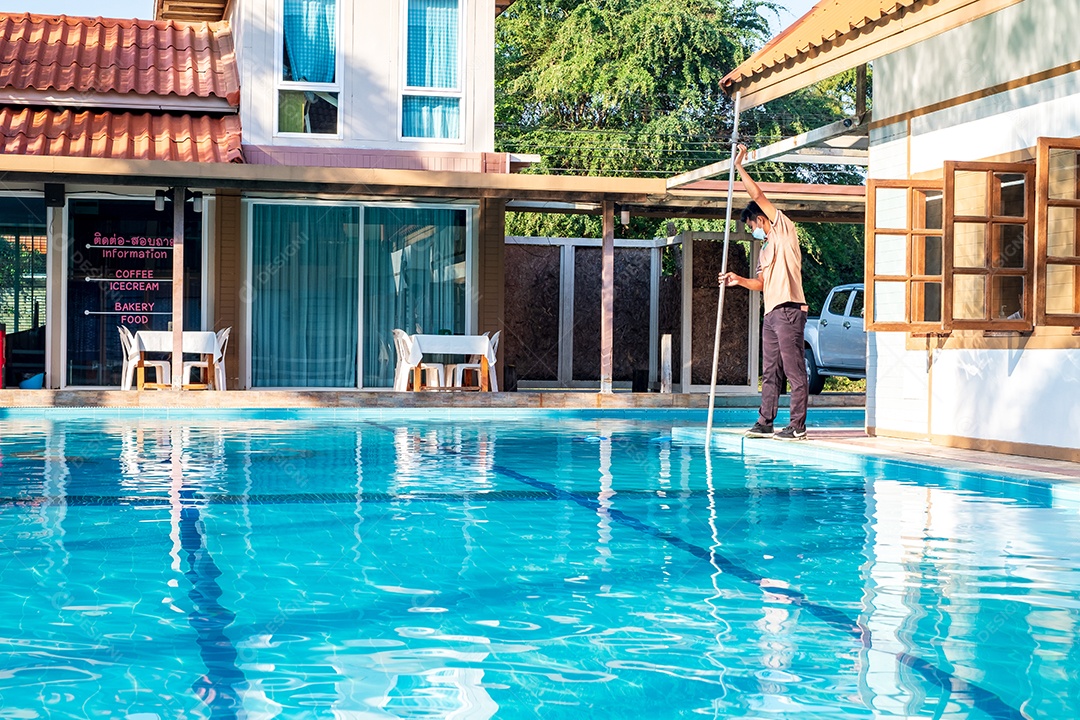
803, 283, 866, 394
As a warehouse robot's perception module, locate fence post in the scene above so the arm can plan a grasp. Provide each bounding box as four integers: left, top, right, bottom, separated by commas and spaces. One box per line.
660, 333, 672, 394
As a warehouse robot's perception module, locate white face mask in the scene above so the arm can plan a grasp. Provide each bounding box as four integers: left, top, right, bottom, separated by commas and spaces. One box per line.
751, 227, 767, 241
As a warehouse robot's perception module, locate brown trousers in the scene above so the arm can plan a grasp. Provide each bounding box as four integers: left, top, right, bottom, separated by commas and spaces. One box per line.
759, 305, 808, 431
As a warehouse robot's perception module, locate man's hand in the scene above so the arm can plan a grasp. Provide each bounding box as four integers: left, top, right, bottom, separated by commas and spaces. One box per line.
734, 144, 749, 168
718, 272, 742, 288
733, 142, 777, 223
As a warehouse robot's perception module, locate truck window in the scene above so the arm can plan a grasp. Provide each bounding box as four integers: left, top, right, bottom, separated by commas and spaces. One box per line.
850, 290, 864, 319
828, 290, 851, 316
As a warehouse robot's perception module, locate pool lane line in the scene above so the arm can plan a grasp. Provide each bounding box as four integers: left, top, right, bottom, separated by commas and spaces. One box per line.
355, 421, 1025, 719
487, 463, 1025, 720
0, 484, 869, 507
177, 488, 247, 719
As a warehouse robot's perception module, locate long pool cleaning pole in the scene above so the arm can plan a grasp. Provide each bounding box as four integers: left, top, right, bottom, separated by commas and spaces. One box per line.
705, 91, 742, 449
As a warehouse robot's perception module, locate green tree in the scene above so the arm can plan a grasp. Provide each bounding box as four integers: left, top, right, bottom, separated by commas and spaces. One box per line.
495, 0, 868, 311
0, 238, 18, 319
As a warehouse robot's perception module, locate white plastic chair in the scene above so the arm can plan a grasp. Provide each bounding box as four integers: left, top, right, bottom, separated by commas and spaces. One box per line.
392, 329, 444, 390
118, 326, 170, 390
451, 330, 500, 391
183, 327, 231, 390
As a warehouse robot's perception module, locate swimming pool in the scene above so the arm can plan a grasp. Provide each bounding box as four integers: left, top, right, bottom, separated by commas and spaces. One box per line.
1, 409, 1077, 718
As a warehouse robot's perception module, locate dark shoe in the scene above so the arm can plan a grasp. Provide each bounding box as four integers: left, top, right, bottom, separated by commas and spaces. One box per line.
745, 421, 774, 438
774, 425, 807, 441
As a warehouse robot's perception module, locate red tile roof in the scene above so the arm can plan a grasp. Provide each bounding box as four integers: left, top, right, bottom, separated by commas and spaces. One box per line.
0, 13, 239, 106
0, 107, 243, 162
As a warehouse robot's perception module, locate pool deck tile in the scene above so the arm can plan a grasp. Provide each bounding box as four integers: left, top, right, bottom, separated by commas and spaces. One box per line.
3, 389, 1072, 483
0, 389, 864, 409
673, 426, 1080, 484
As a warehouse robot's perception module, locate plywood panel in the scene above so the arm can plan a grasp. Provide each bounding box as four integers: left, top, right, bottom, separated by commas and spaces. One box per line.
503, 244, 559, 381
572, 247, 654, 382
689, 238, 750, 386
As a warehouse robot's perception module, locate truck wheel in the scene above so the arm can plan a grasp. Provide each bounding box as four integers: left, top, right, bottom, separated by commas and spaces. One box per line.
804, 348, 826, 395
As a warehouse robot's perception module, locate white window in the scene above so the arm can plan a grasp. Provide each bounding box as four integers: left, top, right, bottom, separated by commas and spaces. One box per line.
278, 0, 341, 136
402, 0, 463, 141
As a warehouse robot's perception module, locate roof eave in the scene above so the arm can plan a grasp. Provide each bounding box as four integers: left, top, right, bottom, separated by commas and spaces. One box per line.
155, 0, 229, 22
0, 154, 863, 222
722, 0, 1024, 109
157, 0, 516, 21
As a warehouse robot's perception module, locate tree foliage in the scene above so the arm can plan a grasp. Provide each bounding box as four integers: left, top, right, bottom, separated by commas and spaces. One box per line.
495, 0, 868, 312
0, 239, 17, 318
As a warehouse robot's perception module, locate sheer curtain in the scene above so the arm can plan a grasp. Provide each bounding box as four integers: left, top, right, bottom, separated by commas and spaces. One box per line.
406, 0, 458, 88
251, 204, 359, 387
403, 0, 460, 139
402, 96, 460, 140
283, 0, 337, 83
363, 207, 466, 387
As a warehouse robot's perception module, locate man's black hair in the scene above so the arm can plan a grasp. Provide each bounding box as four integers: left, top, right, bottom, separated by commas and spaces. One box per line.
741, 201, 768, 225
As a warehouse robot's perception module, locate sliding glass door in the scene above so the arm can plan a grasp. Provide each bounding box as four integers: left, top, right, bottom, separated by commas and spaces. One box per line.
0, 196, 47, 388
65, 198, 202, 387
249, 203, 469, 388
363, 207, 468, 387
250, 204, 360, 387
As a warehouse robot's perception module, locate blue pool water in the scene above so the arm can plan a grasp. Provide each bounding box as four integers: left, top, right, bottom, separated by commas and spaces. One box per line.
1, 408, 1078, 719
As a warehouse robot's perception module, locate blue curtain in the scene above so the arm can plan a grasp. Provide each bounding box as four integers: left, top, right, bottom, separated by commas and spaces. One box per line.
251, 204, 359, 387
402, 96, 460, 140
406, 0, 458, 88
283, 0, 337, 83
363, 208, 467, 387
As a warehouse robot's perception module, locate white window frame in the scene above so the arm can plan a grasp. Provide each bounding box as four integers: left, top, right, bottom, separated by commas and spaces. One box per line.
398, 0, 467, 144
274, 0, 345, 140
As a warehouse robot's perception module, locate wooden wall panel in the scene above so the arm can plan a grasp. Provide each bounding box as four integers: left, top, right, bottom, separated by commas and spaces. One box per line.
213, 190, 242, 389
477, 199, 506, 369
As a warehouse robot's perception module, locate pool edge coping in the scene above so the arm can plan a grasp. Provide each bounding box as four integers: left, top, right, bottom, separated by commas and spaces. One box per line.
671, 427, 1080, 490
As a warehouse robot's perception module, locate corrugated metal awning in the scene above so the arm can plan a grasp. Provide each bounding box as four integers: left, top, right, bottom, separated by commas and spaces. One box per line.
721, 0, 1022, 108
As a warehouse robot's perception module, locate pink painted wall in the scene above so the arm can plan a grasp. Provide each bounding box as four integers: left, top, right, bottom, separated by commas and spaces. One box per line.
243, 145, 508, 173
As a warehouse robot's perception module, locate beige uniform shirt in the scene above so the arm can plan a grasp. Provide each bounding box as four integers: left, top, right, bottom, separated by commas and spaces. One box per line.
757, 210, 806, 314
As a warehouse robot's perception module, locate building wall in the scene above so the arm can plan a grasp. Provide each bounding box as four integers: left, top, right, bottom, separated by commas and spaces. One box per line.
867, 0, 1080, 458
875, 0, 1080, 120
929, 348, 1080, 453
235, 0, 495, 153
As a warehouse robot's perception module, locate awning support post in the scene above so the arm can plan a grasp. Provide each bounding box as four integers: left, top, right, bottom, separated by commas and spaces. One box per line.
705, 92, 742, 448
600, 200, 615, 393
171, 187, 185, 390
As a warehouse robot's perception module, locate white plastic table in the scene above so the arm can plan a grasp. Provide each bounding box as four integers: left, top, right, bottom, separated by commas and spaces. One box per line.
134, 331, 220, 390
408, 334, 495, 391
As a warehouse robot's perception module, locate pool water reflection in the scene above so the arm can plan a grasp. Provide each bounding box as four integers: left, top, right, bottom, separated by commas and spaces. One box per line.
0, 411, 1077, 719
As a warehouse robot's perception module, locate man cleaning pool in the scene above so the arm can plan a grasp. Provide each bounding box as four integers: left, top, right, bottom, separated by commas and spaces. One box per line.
718, 143, 809, 441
